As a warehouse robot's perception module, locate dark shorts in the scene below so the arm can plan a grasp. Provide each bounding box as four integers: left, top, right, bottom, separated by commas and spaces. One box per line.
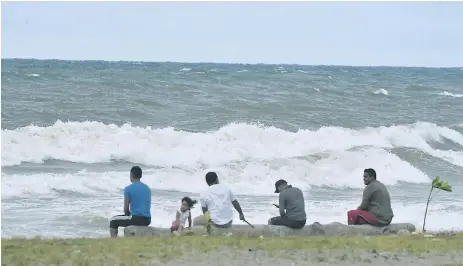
269, 216, 306, 229
212, 220, 232, 228
109, 215, 151, 229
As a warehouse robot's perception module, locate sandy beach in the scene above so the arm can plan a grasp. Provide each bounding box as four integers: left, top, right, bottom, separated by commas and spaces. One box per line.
163, 247, 463, 266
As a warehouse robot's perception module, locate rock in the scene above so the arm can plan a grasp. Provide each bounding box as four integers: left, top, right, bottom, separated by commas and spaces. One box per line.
193, 215, 207, 226
124, 222, 416, 237
124, 225, 171, 237
321, 222, 415, 236
362, 257, 372, 263
397, 229, 412, 236
434, 230, 456, 236
378, 252, 394, 260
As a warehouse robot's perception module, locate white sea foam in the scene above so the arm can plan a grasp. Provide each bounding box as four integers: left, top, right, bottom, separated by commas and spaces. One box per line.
4, 120, 463, 199
372, 88, 389, 96
2, 121, 462, 168
438, 91, 463, 98
0, 146, 431, 199
2, 175, 462, 236
2, 121, 463, 235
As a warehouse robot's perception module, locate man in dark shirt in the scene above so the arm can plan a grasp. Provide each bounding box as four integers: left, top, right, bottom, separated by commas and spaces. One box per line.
268, 179, 307, 229
347, 168, 394, 227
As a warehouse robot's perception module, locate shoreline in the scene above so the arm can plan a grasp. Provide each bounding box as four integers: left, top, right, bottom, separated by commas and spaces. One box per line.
2, 233, 462, 266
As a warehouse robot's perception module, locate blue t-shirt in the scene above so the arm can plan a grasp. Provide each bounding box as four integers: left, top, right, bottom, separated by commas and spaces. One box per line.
124, 181, 151, 218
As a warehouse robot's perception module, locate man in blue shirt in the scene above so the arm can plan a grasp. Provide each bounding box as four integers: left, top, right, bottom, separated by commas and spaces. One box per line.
109, 166, 152, 238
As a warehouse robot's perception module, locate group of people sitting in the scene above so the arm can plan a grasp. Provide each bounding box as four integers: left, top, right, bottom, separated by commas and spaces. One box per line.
109, 166, 394, 237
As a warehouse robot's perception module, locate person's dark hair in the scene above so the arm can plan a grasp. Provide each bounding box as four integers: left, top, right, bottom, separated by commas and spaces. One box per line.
182, 196, 198, 209
364, 168, 376, 179
130, 166, 142, 179
205, 172, 218, 185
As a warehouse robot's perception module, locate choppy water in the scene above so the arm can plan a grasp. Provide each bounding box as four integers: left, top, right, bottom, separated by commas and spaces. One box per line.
1, 59, 463, 238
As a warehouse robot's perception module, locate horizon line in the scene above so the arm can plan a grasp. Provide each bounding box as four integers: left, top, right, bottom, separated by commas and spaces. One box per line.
2, 57, 462, 69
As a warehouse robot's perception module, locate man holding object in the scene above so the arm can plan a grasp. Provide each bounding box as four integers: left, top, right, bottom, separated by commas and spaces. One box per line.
193, 172, 246, 228
268, 179, 307, 229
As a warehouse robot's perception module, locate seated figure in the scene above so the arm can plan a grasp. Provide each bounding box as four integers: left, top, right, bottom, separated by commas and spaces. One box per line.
268, 179, 307, 229
347, 168, 394, 227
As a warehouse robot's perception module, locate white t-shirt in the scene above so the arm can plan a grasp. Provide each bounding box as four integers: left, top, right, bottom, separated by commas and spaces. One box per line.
200, 183, 236, 225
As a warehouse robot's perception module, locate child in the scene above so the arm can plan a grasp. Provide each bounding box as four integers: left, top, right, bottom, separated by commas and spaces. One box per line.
171, 196, 197, 232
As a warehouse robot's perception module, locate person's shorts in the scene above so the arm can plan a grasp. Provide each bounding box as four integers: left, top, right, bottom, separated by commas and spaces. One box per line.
213, 220, 232, 228
109, 215, 151, 229
269, 216, 306, 229
192, 214, 232, 228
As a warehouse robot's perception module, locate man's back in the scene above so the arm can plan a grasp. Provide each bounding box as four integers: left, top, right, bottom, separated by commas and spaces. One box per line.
364, 180, 393, 225
200, 183, 235, 225
280, 186, 306, 221
124, 181, 151, 218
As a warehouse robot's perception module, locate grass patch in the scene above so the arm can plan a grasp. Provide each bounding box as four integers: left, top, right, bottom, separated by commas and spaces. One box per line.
2, 234, 463, 265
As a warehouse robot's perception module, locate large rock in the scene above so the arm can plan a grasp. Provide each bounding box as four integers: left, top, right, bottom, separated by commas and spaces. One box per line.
124, 222, 415, 237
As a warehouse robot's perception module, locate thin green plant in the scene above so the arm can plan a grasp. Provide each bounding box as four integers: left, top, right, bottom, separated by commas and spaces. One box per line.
422, 176, 452, 232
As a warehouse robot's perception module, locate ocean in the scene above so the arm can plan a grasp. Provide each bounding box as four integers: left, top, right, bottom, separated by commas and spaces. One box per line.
1, 59, 462, 238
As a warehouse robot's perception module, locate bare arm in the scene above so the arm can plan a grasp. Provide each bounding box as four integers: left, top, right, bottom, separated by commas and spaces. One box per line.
124, 197, 130, 216
175, 210, 180, 227
279, 194, 286, 217
229, 189, 244, 216
123, 188, 131, 216
232, 200, 244, 216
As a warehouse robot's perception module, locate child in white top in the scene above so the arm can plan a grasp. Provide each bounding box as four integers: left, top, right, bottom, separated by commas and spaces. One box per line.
171, 196, 197, 232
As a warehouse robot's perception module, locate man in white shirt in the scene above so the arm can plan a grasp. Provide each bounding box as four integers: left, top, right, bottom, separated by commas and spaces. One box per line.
193, 172, 245, 228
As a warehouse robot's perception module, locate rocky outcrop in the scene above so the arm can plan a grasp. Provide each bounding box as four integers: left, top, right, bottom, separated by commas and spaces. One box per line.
124, 222, 416, 237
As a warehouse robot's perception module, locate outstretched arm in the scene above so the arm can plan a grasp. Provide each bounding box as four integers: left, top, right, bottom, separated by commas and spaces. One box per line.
229, 189, 244, 218
232, 200, 244, 216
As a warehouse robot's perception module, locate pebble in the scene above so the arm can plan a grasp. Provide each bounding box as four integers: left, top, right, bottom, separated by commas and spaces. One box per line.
378, 252, 394, 259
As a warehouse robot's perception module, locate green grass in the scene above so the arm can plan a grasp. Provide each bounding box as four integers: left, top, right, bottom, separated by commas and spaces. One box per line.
2, 234, 463, 266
